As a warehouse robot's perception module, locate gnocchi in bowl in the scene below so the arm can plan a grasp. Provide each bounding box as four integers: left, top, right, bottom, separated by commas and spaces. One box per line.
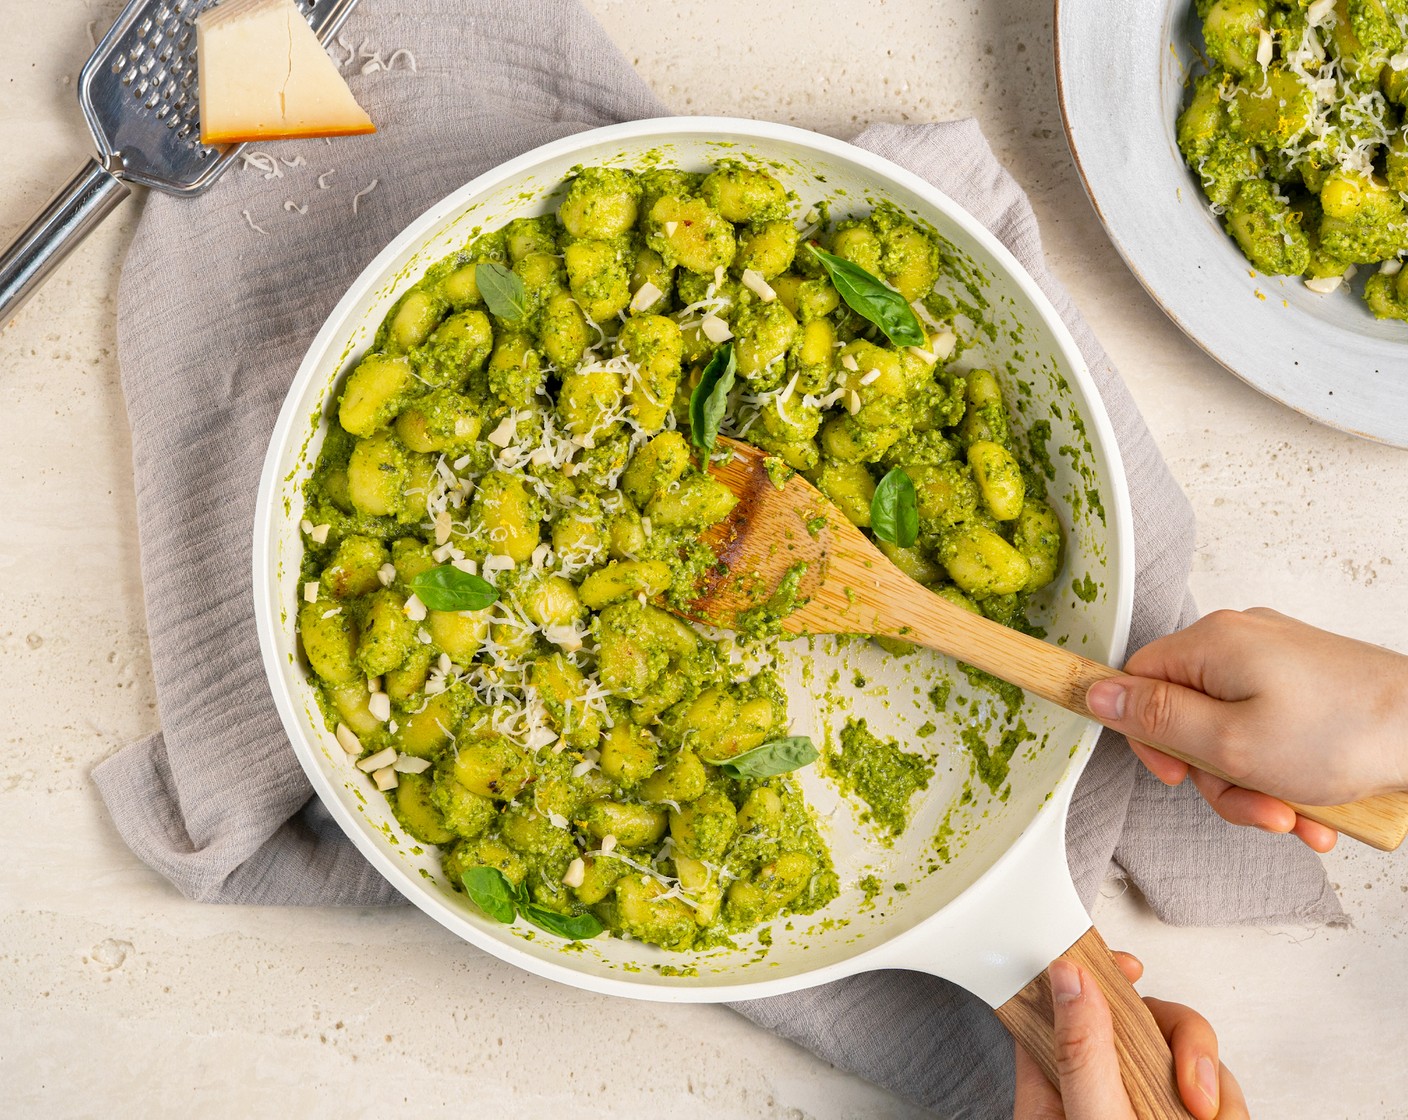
1056, 0, 1408, 446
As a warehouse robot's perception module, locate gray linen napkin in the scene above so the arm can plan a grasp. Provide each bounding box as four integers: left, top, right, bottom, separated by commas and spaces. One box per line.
91, 2, 1344, 1115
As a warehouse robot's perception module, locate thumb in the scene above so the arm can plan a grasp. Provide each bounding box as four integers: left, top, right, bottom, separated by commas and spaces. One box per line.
1048, 960, 1136, 1120
1086, 674, 1230, 764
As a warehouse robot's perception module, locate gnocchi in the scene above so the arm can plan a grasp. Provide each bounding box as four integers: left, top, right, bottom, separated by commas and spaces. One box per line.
296, 159, 1062, 951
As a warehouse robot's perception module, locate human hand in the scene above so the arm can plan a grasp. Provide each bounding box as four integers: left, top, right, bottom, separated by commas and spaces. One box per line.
1085, 608, 1408, 852
1012, 952, 1247, 1120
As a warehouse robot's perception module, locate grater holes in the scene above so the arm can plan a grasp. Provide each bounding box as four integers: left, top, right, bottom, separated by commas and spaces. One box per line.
122, 65, 138, 85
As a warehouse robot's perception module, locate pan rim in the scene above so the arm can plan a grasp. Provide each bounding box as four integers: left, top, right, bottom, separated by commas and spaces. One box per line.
252, 114, 1135, 1003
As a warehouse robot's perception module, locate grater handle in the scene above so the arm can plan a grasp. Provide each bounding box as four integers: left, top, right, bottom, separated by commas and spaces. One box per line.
0, 158, 130, 328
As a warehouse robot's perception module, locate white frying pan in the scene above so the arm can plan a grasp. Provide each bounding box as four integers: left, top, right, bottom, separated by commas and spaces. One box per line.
253, 118, 1192, 1116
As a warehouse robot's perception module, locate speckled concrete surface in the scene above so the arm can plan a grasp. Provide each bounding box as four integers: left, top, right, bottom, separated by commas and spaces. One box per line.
2, 1, 1406, 1116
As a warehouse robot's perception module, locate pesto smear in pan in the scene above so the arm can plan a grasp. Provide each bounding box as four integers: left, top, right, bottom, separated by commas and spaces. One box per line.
294, 160, 1064, 949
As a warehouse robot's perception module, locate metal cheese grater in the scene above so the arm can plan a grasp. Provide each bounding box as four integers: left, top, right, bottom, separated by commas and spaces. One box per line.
0, 0, 361, 325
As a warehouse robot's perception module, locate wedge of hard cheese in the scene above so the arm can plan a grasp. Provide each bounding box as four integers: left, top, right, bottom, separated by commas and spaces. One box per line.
197, 0, 375, 145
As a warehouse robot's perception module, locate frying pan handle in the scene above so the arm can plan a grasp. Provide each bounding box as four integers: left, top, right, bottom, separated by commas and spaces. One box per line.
0, 158, 130, 327
995, 926, 1195, 1119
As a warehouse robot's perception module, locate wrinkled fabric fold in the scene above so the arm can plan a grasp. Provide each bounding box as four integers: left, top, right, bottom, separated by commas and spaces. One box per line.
94, 4, 1342, 1117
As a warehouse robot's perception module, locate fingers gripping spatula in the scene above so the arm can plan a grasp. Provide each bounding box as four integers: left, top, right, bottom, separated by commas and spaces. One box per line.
0, 0, 360, 325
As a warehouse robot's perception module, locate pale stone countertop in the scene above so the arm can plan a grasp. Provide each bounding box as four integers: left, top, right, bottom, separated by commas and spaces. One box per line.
3, 1, 1405, 1116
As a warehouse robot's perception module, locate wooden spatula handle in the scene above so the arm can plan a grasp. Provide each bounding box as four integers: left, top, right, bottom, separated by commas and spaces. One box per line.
996, 926, 1194, 1119
895, 594, 1408, 851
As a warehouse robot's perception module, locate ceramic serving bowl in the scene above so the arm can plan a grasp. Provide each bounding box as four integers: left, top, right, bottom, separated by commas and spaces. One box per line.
253, 116, 1133, 1006
1056, 0, 1408, 448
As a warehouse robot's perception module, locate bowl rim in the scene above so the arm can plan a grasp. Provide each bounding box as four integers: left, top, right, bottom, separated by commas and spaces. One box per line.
252, 114, 1136, 1002
1054, 0, 1408, 449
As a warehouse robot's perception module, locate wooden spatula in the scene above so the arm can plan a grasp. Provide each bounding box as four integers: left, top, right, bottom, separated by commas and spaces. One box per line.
679, 436, 1408, 852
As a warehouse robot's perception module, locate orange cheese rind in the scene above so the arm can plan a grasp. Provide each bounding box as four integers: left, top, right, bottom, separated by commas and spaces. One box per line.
201, 120, 377, 145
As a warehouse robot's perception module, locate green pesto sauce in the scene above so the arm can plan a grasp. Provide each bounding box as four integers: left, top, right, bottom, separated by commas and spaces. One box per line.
736, 561, 808, 638
829, 718, 935, 837
1026, 419, 1057, 482
858, 873, 883, 911
932, 806, 959, 863
1072, 573, 1098, 602
763, 455, 793, 490
1084, 487, 1105, 525
959, 665, 1025, 721
960, 720, 1036, 796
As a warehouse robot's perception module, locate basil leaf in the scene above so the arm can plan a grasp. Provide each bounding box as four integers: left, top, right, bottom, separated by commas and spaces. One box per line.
719, 735, 820, 779
476, 262, 528, 322
462, 867, 602, 941
806, 244, 925, 347
410, 565, 500, 612
870, 468, 919, 549
688, 342, 737, 455
520, 904, 605, 941
507, 875, 532, 907
462, 867, 518, 924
